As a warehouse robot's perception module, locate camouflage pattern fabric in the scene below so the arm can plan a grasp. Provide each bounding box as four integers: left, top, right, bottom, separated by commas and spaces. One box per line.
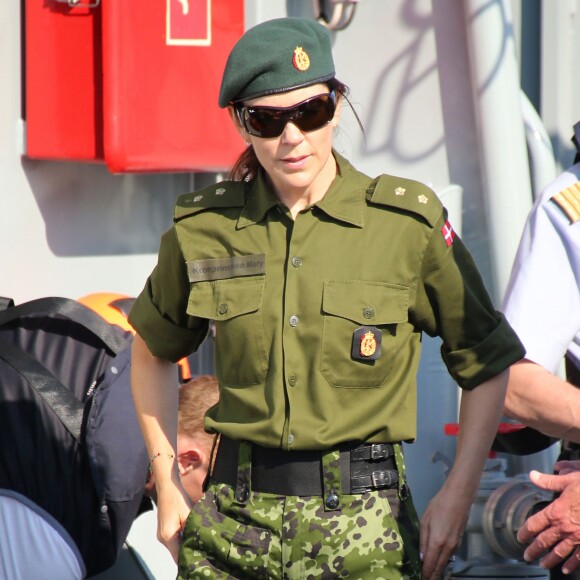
321, 448, 342, 512
178, 485, 420, 579
178, 443, 420, 579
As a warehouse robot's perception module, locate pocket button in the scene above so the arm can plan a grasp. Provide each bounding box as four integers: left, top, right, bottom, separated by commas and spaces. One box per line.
236, 485, 249, 503
363, 307, 374, 319
325, 493, 339, 509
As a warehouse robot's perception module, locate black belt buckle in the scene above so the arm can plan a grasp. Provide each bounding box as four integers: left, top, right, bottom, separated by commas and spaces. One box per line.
370, 443, 390, 460
350, 468, 399, 493
350, 442, 393, 463
371, 469, 398, 489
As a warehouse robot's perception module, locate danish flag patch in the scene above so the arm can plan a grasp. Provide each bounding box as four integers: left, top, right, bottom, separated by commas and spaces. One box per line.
441, 220, 456, 247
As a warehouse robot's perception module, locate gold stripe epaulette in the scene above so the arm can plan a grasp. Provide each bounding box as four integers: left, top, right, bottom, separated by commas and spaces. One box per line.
551, 182, 580, 223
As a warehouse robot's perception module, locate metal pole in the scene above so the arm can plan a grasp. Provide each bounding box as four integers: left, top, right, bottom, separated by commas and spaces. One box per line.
463, 0, 533, 302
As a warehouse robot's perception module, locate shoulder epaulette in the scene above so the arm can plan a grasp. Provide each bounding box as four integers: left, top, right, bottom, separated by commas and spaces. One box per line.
174, 181, 246, 221
365, 174, 442, 227
550, 181, 580, 223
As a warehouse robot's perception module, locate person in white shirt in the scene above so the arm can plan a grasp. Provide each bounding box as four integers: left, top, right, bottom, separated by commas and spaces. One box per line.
501, 123, 580, 576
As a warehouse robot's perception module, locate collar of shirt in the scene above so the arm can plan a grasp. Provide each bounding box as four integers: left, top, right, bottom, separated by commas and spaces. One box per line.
237, 151, 370, 229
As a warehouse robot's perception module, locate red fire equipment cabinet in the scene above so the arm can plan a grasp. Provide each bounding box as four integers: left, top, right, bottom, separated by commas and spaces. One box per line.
24, 0, 245, 173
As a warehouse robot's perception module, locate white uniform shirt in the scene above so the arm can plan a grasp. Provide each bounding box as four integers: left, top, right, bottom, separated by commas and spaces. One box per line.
0, 493, 85, 580
502, 163, 580, 374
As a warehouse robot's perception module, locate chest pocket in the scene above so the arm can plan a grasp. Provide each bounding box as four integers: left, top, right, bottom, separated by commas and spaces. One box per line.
321, 280, 410, 388
187, 276, 268, 386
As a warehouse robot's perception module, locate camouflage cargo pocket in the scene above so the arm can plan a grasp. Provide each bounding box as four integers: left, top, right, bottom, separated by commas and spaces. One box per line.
282, 489, 420, 580
179, 484, 282, 579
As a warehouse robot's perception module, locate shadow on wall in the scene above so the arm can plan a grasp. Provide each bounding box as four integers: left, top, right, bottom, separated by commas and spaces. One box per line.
22, 158, 194, 257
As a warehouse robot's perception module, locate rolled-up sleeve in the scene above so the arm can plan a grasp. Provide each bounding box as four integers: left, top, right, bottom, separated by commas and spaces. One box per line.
441, 313, 525, 388
128, 227, 208, 362
414, 214, 525, 389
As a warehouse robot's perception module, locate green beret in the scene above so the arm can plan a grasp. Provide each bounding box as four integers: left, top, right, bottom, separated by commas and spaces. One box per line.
218, 17, 335, 108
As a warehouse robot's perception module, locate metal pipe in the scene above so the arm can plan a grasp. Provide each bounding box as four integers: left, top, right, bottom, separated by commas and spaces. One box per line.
463, 0, 533, 302
520, 91, 557, 200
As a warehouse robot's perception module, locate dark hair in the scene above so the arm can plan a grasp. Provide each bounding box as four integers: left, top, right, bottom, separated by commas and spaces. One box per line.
229, 78, 361, 181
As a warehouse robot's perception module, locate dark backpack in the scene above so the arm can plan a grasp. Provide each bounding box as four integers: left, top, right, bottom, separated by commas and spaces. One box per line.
0, 296, 151, 576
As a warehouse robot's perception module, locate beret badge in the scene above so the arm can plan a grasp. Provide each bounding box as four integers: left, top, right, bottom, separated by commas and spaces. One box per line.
292, 46, 311, 71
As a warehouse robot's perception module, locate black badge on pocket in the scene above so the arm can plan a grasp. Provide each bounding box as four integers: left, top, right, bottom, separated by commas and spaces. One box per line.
351, 326, 382, 361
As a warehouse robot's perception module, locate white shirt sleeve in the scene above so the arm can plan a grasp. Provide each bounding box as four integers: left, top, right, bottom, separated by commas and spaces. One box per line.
502, 165, 580, 374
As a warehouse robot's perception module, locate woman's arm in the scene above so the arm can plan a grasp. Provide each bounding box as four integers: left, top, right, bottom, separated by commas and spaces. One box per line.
131, 334, 192, 563
420, 369, 508, 579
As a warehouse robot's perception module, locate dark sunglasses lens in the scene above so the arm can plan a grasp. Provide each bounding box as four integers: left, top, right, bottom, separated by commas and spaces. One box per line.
246, 109, 286, 138
244, 93, 335, 138
296, 95, 335, 132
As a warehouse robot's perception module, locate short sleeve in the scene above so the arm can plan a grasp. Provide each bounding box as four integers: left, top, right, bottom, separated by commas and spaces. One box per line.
502, 193, 580, 373
128, 227, 208, 362
413, 213, 525, 389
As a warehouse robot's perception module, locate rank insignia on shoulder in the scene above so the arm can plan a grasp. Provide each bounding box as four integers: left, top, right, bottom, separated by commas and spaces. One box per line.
352, 326, 382, 361
551, 183, 580, 223
441, 219, 456, 247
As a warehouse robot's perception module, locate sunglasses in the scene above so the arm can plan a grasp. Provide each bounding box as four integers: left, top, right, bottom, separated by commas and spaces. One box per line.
236, 91, 337, 138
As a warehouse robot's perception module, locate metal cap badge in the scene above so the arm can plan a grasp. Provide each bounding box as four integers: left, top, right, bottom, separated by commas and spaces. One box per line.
292, 46, 310, 71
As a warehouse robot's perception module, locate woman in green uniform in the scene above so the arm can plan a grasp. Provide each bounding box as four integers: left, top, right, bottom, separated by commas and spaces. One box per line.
129, 16, 525, 580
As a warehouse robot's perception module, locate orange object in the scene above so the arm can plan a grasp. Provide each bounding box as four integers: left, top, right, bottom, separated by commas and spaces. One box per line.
77, 293, 136, 333
78, 292, 192, 382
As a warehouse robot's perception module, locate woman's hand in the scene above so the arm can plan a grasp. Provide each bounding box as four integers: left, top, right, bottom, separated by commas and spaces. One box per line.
156, 478, 193, 563
420, 486, 469, 579
419, 370, 509, 579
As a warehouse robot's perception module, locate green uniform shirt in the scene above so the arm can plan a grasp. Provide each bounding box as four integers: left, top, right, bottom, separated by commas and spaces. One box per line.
129, 152, 524, 450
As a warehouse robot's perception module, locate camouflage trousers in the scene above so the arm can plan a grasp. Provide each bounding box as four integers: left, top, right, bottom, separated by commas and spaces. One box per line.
178, 442, 421, 579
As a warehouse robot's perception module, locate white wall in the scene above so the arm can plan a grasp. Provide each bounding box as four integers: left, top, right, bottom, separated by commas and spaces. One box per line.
2, 0, 580, 562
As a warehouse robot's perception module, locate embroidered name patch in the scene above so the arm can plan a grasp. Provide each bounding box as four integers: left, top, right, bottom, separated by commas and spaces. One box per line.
187, 254, 266, 282
351, 326, 382, 361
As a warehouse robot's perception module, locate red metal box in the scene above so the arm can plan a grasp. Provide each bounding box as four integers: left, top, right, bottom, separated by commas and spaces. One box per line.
25, 1, 103, 161
24, 0, 244, 173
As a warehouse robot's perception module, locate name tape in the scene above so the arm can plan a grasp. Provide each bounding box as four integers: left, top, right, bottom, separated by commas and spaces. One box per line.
187, 254, 266, 282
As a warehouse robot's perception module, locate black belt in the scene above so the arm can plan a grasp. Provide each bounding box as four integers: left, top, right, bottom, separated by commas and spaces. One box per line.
211, 436, 399, 496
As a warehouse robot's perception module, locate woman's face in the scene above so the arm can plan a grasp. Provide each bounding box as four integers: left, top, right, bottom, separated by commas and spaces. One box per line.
229, 83, 341, 201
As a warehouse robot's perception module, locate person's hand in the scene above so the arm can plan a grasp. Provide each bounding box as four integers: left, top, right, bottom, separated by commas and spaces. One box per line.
420, 486, 470, 579
155, 479, 193, 563
517, 469, 580, 573
553, 459, 580, 476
